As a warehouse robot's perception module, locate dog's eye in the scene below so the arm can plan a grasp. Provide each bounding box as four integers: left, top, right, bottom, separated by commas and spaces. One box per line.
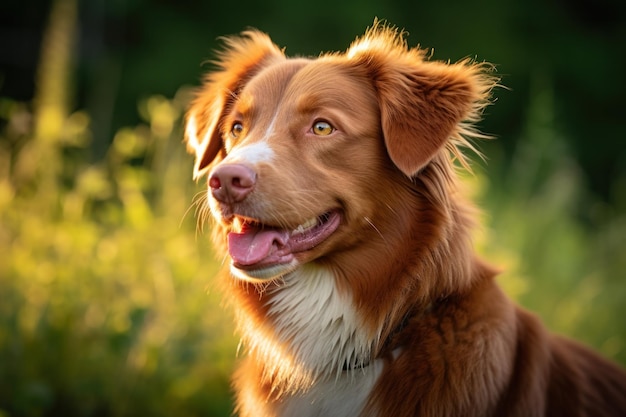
230, 122, 244, 139
312, 120, 334, 136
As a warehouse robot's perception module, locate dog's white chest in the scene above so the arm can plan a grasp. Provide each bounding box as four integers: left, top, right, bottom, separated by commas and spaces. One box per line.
241, 264, 385, 416
261, 265, 380, 379
276, 361, 383, 417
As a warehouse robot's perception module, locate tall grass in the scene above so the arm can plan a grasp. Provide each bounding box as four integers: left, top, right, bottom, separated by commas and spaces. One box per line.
0, 2, 624, 416
0, 89, 238, 417
0, 3, 235, 416
474, 70, 626, 364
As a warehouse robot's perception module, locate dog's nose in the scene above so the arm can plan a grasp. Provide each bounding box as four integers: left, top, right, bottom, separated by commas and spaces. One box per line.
209, 164, 257, 204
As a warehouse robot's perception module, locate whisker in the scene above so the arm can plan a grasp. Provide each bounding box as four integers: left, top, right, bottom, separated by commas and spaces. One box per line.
220, 253, 229, 267
364, 216, 387, 244
191, 192, 212, 239
180, 190, 206, 229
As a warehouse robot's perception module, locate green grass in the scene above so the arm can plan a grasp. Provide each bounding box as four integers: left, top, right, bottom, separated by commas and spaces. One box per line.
0, 92, 237, 417
473, 79, 626, 362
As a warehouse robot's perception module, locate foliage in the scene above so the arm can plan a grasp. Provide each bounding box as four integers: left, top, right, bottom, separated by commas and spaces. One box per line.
472, 72, 626, 363
0, 91, 237, 416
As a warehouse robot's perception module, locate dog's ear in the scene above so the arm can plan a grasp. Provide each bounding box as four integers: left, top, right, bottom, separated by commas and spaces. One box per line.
185, 31, 284, 179
347, 25, 494, 177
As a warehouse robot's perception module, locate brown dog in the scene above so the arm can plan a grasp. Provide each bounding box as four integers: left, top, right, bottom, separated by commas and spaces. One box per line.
185, 23, 626, 417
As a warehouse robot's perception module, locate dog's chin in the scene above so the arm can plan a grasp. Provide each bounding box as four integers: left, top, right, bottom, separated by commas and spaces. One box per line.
223, 209, 342, 283
230, 259, 300, 283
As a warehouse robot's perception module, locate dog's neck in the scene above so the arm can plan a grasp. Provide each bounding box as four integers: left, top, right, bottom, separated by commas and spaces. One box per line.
233, 263, 383, 396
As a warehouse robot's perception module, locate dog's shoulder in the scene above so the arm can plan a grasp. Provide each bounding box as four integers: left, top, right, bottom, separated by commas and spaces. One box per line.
492, 304, 626, 416
545, 335, 626, 416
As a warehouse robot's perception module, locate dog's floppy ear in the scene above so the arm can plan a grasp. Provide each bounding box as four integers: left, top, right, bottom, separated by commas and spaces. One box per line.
347, 25, 495, 177
185, 31, 285, 179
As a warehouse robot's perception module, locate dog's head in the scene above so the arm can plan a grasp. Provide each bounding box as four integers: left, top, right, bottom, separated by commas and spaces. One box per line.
186, 24, 495, 285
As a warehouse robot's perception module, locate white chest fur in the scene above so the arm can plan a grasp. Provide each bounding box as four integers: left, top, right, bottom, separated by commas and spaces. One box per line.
276, 360, 384, 417
238, 264, 384, 412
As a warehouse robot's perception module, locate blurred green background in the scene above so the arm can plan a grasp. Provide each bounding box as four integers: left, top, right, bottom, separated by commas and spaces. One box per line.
0, 0, 624, 416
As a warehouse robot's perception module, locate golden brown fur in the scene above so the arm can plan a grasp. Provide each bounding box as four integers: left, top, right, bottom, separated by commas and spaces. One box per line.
185, 23, 626, 416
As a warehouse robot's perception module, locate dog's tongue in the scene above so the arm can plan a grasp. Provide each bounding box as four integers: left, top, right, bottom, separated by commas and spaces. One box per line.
228, 226, 290, 266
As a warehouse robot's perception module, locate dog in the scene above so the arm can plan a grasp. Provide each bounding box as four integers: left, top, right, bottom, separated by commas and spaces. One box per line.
184, 23, 626, 417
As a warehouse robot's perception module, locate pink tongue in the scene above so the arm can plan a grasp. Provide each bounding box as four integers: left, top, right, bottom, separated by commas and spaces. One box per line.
228, 228, 289, 266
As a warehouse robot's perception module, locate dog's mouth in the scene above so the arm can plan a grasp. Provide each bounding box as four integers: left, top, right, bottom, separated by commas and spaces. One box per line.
227, 209, 341, 282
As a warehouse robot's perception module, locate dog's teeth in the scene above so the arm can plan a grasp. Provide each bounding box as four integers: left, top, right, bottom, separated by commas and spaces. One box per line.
292, 217, 318, 235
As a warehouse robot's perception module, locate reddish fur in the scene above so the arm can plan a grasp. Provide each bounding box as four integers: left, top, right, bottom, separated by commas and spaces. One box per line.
186, 23, 626, 417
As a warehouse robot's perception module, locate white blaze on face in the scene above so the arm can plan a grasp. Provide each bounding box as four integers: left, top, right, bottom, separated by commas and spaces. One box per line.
221, 106, 281, 166
262, 110, 280, 142
223, 141, 275, 165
